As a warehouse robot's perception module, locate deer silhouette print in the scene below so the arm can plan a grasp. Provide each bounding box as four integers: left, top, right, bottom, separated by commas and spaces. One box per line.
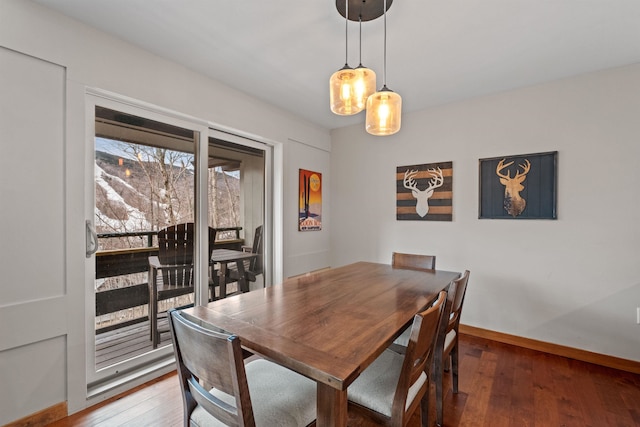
496, 158, 531, 217
403, 167, 444, 217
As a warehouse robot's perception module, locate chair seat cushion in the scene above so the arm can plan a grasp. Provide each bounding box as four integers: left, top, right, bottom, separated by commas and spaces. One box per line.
191, 359, 316, 427
444, 329, 456, 354
392, 326, 411, 347
348, 349, 427, 417
394, 315, 457, 349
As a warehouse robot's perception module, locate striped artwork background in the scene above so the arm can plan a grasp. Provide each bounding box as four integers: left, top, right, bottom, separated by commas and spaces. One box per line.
396, 161, 453, 221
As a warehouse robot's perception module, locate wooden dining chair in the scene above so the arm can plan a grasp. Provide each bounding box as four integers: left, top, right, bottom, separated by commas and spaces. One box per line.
347, 291, 447, 427
392, 252, 436, 271
168, 308, 317, 427
390, 252, 437, 350
435, 269, 470, 427
148, 223, 217, 348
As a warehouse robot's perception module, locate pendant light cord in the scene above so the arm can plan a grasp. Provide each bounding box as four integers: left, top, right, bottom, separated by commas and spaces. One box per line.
344, 0, 349, 65
359, 15, 362, 66
383, 0, 387, 87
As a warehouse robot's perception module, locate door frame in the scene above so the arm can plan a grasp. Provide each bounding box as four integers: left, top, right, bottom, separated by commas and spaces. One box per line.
83, 88, 282, 403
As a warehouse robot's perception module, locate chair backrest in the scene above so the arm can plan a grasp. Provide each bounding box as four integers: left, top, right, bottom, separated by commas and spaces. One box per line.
248, 225, 263, 274
157, 223, 216, 286
392, 252, 436, 271
169, 308, 255, 426
448, 270, 470, 333
392, 290, 446, 422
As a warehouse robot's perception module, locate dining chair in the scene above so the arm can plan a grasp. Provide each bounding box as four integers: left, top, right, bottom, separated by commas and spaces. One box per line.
390, 252, 437, 350
392, 252, 436, 271
148, 223, 217, 348
168, 308, 317, 427
347, 290, 447, 427
227, 225, 263, 288
434, 269, 470, 427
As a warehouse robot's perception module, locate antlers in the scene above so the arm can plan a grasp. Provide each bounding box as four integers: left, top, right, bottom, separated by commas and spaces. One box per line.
403, 167, 444, 192
426, 167, 444, 191
403, 169, 419, 190
496, 159, 531, 180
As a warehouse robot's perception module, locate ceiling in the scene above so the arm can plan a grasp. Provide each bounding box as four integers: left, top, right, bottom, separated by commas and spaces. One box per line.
34, 0, 640, 130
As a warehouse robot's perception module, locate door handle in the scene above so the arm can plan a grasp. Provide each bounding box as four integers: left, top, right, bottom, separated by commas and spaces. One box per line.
86, 220, 98, 258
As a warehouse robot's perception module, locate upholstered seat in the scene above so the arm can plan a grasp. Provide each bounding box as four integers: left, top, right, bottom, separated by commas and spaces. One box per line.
190, 358, 316, 427
168, 308, 317, 427
347, 291, 447, 427
393, 315, 456, 349
348, 349, 427, 418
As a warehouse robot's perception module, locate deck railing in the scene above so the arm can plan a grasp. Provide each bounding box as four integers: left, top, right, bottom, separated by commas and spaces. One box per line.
95, 226, 243, 334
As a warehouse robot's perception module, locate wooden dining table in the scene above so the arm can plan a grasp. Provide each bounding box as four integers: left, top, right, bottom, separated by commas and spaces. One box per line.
183, 261, 460, 427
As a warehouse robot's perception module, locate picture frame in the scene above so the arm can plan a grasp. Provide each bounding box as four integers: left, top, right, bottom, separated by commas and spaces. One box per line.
479, 151, 557, 219
298, 169, 322, 231
396, 161, 453, 221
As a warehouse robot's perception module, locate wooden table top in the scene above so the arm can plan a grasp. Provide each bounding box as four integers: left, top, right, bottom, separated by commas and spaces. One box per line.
184, 261, 460, 390
210, 248, 257, 263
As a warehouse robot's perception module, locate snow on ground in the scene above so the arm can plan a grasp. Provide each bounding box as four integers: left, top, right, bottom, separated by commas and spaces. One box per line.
94, 164, 151, 231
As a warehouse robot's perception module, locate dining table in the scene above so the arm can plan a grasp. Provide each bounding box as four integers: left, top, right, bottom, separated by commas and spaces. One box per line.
183, 261, 460, 427
210, 248, 258, 297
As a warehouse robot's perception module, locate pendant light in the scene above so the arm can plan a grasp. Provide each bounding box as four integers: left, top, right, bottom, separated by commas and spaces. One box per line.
366, 0, 402, 135
330, 0, 364, 115
353, 15, 376, 112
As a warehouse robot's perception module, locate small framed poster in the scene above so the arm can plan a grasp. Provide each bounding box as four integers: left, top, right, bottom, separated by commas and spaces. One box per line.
299, 169, 322, 231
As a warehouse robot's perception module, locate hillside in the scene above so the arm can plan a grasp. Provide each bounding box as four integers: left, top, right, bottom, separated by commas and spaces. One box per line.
95, 150, 239, 251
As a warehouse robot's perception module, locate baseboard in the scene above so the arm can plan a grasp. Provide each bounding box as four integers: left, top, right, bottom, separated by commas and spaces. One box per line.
459, 324, 640, 374
4, 401, 67, 427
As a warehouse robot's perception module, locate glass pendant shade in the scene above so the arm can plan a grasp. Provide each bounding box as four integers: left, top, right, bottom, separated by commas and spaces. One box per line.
353, 66, 376, 111
365, 86, 402, 135
330, 66, 365, 115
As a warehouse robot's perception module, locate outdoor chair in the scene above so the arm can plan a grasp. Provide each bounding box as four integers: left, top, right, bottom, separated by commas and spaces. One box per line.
148, 223, 216, 348
226, 225, 263, 288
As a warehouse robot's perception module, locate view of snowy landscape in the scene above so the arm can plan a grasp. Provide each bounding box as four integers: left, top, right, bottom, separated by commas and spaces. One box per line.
95, 138, 239, 251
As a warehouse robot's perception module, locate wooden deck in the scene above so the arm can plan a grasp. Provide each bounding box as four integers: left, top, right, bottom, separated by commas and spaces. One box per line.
96, 316, 173, 370
95, 280, 244, 371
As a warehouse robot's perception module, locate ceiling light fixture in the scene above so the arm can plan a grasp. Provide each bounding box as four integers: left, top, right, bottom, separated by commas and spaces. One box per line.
330, 0, 363, 115
366, 0, 402, 135
353, 15, 376, 112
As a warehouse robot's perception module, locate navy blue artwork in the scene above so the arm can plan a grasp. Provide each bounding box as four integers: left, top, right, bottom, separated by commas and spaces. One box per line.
479, 151, 557, 219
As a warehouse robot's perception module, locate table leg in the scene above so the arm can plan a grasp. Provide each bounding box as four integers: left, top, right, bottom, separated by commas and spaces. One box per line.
219, 262, 227, 298
316, 383, 347, 427
236, 260, 249, 292
149, 266, 158, 348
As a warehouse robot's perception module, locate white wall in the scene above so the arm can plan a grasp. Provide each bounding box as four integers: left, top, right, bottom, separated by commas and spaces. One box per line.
0, 0, 330, 423
330, 64, 640, 363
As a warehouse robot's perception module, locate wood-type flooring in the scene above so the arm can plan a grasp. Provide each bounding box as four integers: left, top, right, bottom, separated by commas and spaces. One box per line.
48, 334, 640, 426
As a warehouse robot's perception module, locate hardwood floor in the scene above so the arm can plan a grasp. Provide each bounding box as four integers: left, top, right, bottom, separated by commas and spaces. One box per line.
49, 334, 640, 427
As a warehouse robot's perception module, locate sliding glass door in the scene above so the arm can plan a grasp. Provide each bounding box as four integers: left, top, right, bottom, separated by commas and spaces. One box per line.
85, 93, 272, 394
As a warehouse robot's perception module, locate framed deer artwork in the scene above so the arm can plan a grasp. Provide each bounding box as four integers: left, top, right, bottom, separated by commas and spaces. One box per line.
396, 161, 453, 221
479, 151, 557, 219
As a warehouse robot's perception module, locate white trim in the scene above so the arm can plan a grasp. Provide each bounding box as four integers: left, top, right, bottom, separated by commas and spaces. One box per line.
85, 90, 205, 390
208, 126, 284, 287
82, 88, 284, 397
